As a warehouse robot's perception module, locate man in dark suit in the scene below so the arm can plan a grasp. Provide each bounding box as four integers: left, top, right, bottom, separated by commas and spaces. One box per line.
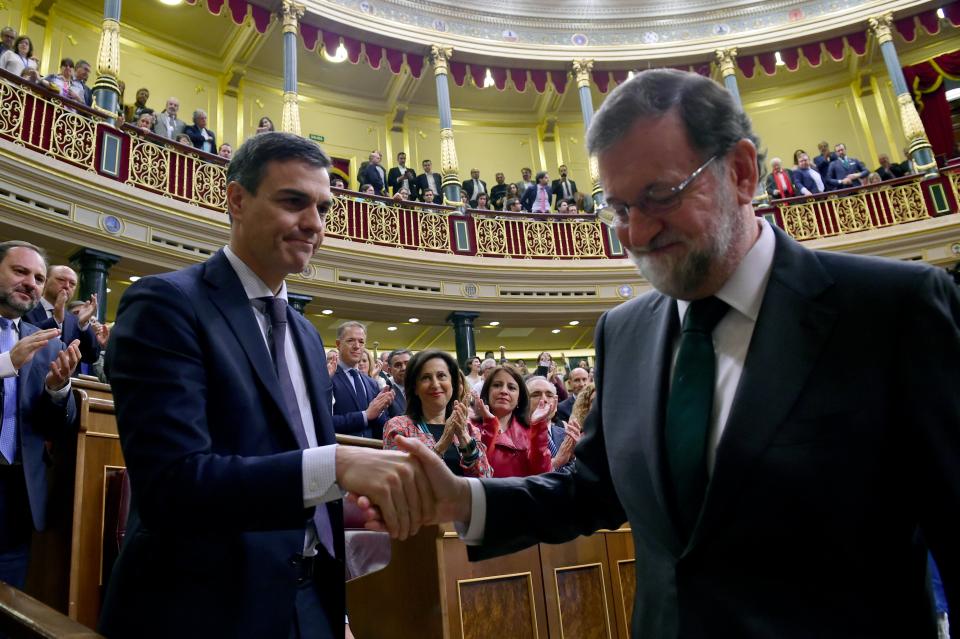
461, 168, 487, 207
489, 172, 509, 210
23, 264, 100, 374
792, 152, 824, 195
357, 150, 387, 196
330, 321, 394, 441
99, 133, 432, 639
387, 151, 415, 195
384, 349, 410, 419
555, 366, 587, 423
825, 143, 869, 190
415, 160, 443, 204
0, 241, 79, 590
812, 140, 836, 179
551, 165, 578, 209
520, 171, 552, 213
763, 157, 801, 200
183, 108, 217, 155
389, 70, 959, 638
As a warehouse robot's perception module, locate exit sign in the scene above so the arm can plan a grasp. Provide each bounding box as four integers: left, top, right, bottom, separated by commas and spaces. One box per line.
309, 134, 325, 142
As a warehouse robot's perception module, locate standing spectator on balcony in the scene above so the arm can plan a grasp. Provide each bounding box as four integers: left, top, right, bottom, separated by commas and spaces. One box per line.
359, 184, 375, 195
0, 36, 34, 76
813, 140, 836, 178
489, 173, 509, 210
387, 151, 415, 195
218, 143, 233, 160
73, 59, 93, 107
826, 143, 869, 190
358, 150, 387, 196
152, 97, 186, 140
764, 157, 800, 200
516, 167, 535, 194
551, 165, 578, 209
136, 113, 155, 134
521, 171, 551, 213
124, 87, 152, 123
416, 159, 442, 204
184, 109, 217, 155
462, 168, 487, 207
330, 176, 346, 189
0, 27, 15, 55
875, 154, 900, 181
896, 146, 914, 177
474, 193, 492, 211
793, 152, 824, 195
499, 183, 520, 210
255, 116, 275, 135
43, 58, 84, 103
791, 149, 806, 171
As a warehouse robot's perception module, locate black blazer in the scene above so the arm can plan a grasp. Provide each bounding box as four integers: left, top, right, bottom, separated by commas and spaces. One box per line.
551, 178, 578, 207
387, 166, 417, 194
471, 226, 959, 638
23, 304, 101, 371
461, 178, 488, 204
182, 124, 216, 154
358, 163, 387, 195
415, 173, 443, 204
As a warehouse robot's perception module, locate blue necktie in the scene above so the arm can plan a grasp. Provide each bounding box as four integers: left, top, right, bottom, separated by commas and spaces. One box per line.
348, 368, 367, 407
257, 297, 335, 558
0, 317, 19, 464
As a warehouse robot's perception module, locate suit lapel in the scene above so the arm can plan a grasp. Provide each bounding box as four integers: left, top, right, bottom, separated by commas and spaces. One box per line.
691, 229, 838, 549
287, 311, 336, 447
202, 251, 304, 448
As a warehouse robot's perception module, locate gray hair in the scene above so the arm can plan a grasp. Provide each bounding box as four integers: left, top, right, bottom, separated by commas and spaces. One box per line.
586, 69, 762, 173
336, 320, 367, 340
388, 348, 412, 366
480, 358, 497, 370
770, 157, 782, 166
193, 109, 207, 121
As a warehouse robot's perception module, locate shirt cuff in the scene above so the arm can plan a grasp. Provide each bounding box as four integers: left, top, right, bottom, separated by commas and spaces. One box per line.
454, 478, 487, 545
0, 352, 17, 378
46, 379, 71, 404
302, 445, 344, 507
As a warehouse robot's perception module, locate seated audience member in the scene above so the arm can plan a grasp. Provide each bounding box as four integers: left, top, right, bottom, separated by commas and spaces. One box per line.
218, 143, 233, 160
152, 97, 186, 139
383, 350, 492, 478
0, 36, 36, 76
255, 116, 274, 134
490, 172, 509, 210
473, 365, 552, 478
74, 59, 93, 106
19, 67, 39, 83
358, 150, 387, 195
125, 87, 152, 123
896, 146, 913, 176
556, 366, 588, 422
416, 159, 443, 204
521, 171, 552, 213
764, 157, 800, 200
793, 152, 824, 195
330, 176, 346, 189
813, 140, 837, 177
392, 187, 411, 203
505, 197, 523, 213
459, 191, 470, 209
791, 148, 806, 170
462, 168, 487, 207
556, 200, 570, 214
420, 188, 435, 203
174, 133, 192, 146
43, 57, 83, 103
359, 183, 375, 195
500, 183, 520, 210
136, 112, 155, 134
474, 193, 492, 210
516, 166, 535, 194
551, 164, 578, 208
568, 205, 580, 215
875, 154, 899, 181
573, 190, 594, 214
184, 109, 216, 154
865, 172, 882, 185
464, 356, 483, 388
0, 26, 15, 55
826, 143, 869, 190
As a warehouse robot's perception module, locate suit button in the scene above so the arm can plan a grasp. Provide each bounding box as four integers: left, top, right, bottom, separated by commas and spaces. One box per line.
289, 555, 299, 567
310, 481, 319, 492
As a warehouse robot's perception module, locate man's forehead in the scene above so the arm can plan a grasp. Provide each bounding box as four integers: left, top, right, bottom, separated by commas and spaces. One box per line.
4, 247, 46, 272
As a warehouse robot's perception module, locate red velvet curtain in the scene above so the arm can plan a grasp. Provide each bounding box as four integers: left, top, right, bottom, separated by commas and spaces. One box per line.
903, 51, 960, 156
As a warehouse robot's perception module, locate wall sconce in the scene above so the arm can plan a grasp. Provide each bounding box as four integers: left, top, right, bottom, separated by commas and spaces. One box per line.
254, 98, 264, 109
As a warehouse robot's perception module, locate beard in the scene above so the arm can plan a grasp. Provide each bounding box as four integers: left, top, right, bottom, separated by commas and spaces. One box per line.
626, 178, 746, 299
0, 283, 40, 314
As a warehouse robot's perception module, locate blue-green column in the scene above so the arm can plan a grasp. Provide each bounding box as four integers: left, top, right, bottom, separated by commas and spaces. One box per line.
280, 1, 303, 135
572, 59, 604, 209
714, 48, 742, 109
869, 13, 937, 177
430, 45, 462, 206
91, 0, 121, 124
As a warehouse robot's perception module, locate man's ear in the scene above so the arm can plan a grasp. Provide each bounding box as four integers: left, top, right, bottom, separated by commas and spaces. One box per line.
731, 138, 759, 206
226, 181, 245, 224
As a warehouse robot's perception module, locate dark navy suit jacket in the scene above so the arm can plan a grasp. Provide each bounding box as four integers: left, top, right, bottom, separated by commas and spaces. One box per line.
793, 168, 823, 194
99, 250, 344, 638
357, 163, 387, 195
331, 366, 388, 440
23, 304, 100, 370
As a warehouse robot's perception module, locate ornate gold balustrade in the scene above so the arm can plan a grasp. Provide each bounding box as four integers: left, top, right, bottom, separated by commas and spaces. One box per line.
1, 69, 956, 259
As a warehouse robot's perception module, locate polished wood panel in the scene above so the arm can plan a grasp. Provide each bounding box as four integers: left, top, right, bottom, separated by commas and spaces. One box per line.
540, 535, 615, 639
0, 582, 103, 639
459, 572, 538, 639
602, 530, 636, 639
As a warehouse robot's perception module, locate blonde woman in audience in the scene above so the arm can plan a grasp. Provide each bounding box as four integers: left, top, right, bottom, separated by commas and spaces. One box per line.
865, 172, 882, 185
0, 36, 36, 76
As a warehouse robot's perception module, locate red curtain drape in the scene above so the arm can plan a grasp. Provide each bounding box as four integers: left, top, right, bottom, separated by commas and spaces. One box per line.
903, 50, 960, 156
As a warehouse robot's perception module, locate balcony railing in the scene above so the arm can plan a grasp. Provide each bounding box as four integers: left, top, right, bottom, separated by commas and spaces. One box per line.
1, 69, 955, 260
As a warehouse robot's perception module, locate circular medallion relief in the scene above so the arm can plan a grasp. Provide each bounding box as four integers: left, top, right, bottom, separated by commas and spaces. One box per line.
462, 283, 479, 298
571, 33, 588, 46
100, 214, 123, 236
432, 19, 448, 32
617, 284, 634, 299
358, 1, 372, 13
642, 31, 659, 44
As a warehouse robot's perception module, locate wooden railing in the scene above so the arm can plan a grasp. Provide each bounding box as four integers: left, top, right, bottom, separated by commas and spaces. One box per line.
1, 68, 956, 259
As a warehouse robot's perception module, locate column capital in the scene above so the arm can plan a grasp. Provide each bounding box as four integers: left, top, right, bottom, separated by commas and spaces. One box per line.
572, 59, 594, 89
96, 18, 121, 80
714, 48, 738, 78
430, 44, 454, 76
868, 12, 894, 45
69, 247, 120, 272
281, 91, 301, 135
281, 0, 305, 35
287, 293, 312, 315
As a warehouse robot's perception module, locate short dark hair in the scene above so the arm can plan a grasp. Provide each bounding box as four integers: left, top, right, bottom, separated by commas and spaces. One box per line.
59, 57, 74, 68
12, 36, 31, 58
0, 240, 46, 266
587, 69, 762, 173
479, 365, 530, 428
535, 171, 548, 182
404, 350, 462, 422
227, 132, 331, 196
388, 348, 412, 366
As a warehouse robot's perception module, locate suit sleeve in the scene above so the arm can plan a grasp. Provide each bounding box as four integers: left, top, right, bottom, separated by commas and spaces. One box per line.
76, 320, 101, 364
469, 312, 627, 560
105, 277, 307, 532
901, 268, 960, 616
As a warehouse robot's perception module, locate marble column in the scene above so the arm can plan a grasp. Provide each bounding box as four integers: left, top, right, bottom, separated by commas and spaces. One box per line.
446, 311, 479, 369
572, 59, 604, 210
280, 1, 304, 136
69, 248, 119, 323
430, 45, 462, 205
91, 0, 121, 124
869, 13, 938, 176
714, 48, 742, 109
287, 293, 311, 315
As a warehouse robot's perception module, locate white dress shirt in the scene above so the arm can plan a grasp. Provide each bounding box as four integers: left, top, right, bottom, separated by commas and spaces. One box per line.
459, 217, 776, 543
222, 246, 342, 515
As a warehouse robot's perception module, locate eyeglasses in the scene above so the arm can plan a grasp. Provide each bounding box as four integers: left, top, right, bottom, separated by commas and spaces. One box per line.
599, 154, 717, 224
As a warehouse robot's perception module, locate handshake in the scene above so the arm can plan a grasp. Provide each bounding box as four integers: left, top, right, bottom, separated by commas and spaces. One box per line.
334, 436, 471, 539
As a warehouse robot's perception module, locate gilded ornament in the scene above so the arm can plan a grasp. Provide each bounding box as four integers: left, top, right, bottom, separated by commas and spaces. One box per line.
572, 59, 594, 89
0, 82, 25, 135
128, 138, 169, 190
194, 163, 228, 209
96, 19, 121, 79
781, 203, 819, 240
281, 91, 302, 136
714, 48, 738, 78
834, 195, 871, 233
439, 127, 460, 177
572, 222, 604, 257
524, 221, 554, 256
476, 218, 507, 255
282, 0, 305, 34
325, 197, 348, 237
418, 213, 450, 250
867, 13, 893, 45
368, 203, 400, 244
52, 110, 95, 166
887, 182, 927, 223
430, 44, 454, 76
